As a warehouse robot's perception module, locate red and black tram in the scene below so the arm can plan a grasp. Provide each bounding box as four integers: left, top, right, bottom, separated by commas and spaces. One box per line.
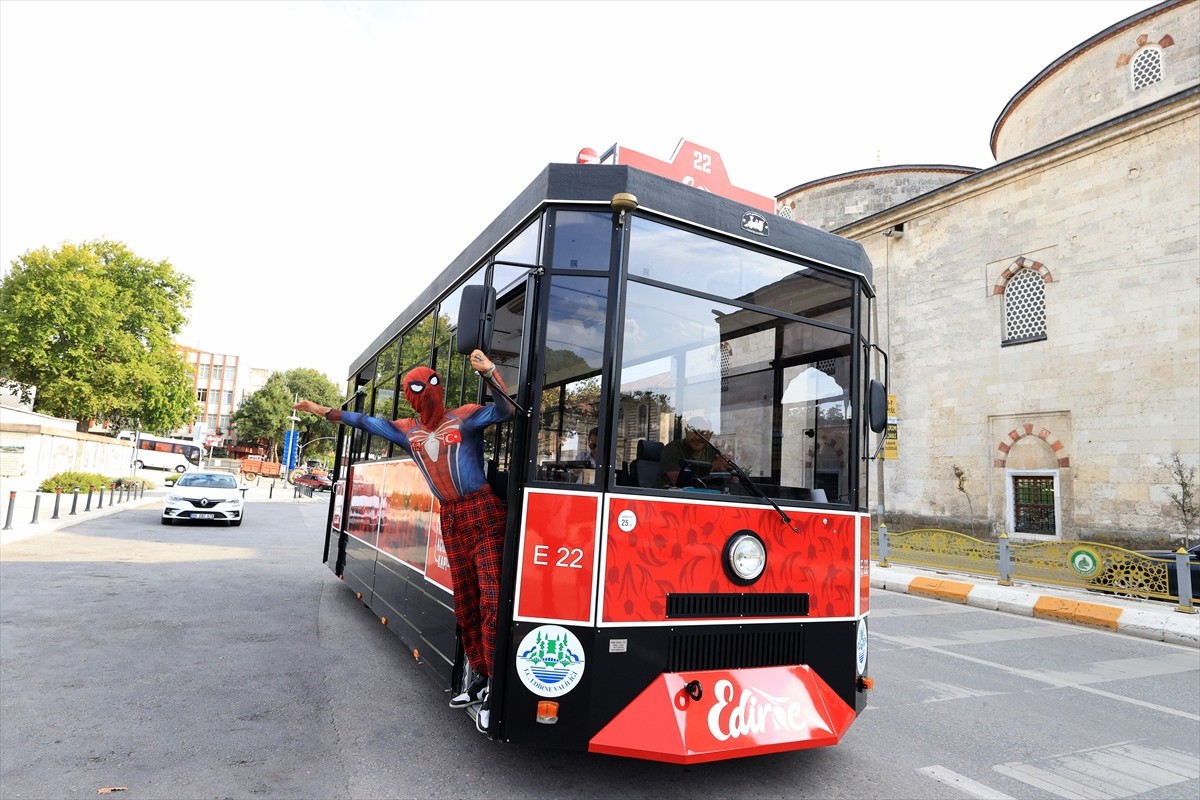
321, 143, 887, 763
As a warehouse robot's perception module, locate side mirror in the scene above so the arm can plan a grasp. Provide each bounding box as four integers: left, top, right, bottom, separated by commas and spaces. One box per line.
868, 379, 888, 434
457, 284, 496, 354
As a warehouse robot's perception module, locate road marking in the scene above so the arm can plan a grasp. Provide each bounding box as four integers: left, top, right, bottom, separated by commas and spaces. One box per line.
918, 766, 1016, 799
918, 680, 1004, 703
873, 631, 1200, 721
994, 742, 1200, 799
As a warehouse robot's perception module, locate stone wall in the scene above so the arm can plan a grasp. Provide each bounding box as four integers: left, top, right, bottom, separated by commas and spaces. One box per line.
842, 93, 1199, 543
993, 0, 1199, 161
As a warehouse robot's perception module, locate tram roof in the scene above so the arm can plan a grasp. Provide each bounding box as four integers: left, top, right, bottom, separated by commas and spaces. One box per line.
347, 163, 874, 379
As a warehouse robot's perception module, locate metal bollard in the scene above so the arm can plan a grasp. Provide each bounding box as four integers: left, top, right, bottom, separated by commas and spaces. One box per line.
2, 491, 14, 531
1175, 548, 1196, 614
97, 484, 105, 509
85, 486, 94, 512
269, 482, 274, 500
113, 483, 120, 504
877, 523, 890, 567
998, 533, 1013, 586
30, 494, 41, 524
70, 487, 80, 515
51, 488, 62, 520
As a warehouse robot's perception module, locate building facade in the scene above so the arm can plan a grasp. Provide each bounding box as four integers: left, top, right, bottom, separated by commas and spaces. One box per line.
778, 0, 1199, 544
175, 347, 240, 443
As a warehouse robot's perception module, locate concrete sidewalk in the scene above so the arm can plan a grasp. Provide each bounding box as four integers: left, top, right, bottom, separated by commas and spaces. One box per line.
871, 561, 1200, 649
0, 478, 319, 546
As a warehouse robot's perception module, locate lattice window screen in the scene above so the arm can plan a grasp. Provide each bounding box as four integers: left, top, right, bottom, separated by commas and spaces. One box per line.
1132, 48, 1163, 91
1004, 268, 1046, 342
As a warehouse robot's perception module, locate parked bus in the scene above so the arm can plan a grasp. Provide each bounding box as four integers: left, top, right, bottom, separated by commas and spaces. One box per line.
320, 148, 888, 763
127, 433, 202, 473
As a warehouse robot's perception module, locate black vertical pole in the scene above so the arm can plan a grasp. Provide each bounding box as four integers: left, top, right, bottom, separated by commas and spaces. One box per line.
52, 489, 62, 520
70, 487, 80, 515
2, 492, 14, 531
85, 486, 94, 511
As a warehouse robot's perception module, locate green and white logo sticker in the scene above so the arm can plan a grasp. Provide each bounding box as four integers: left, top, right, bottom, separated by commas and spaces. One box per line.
1068, 546, 1101, 578
515, 625, 586, 698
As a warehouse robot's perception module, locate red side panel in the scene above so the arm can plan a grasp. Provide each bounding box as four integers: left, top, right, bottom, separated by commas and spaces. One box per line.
603, 496, 860, 623
346, 463, 383, 548
379, 460, 436, 572
589, 665, 857, 764
515, 490, 601, 623
859, 515, 871, 613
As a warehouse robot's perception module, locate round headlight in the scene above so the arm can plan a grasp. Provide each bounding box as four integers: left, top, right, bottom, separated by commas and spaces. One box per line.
724, 531, 766, 584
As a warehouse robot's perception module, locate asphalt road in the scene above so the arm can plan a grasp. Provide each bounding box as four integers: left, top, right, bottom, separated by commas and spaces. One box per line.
2, 500, 1198, 800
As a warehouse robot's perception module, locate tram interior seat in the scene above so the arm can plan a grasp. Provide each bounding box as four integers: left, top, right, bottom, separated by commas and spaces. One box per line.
631, 440, 664, 487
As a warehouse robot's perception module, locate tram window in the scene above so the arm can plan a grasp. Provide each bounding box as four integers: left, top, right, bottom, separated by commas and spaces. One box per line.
628, 218, 854, 328
620, 280, 852, 504
534, 275, 606, 485
547, 210, 612, 271
376, 340, 399, 385
496, 218, 540, 267
362, 380, 389, 460
438, 271, 490, 407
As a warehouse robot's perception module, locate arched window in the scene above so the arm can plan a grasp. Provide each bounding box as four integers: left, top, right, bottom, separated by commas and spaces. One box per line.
1004, 268, 1046, 344
1131, 47, 1163, 91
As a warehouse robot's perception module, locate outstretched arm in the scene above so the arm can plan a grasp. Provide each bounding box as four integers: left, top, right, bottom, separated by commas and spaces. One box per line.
294, 399, 339, 421
294, 398, 409, 448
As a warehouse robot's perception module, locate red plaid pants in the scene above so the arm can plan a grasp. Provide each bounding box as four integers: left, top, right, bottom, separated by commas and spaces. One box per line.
440, 488, 505, 678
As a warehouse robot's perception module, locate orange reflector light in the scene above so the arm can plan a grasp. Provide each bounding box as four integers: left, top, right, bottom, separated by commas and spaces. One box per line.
381, 616, 388, 625
356, 592, 363, 599
413, 649, 420, 661
859, 676, 874, 691
536, 701, 559, 725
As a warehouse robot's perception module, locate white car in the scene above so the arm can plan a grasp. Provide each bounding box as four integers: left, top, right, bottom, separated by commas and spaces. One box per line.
162, 469, 245, 526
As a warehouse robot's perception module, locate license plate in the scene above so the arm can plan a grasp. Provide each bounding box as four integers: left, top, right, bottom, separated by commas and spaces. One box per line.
193, 513, 216, 519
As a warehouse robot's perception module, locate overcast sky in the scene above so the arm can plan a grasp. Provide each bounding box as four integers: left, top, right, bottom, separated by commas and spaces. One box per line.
0, 0, 1157, 387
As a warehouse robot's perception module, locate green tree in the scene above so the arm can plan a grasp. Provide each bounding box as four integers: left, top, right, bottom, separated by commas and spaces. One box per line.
0, 240, 195, 432
232, 368, 343, 460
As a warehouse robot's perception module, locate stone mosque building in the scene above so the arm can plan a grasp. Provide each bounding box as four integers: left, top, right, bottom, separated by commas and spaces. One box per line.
777, 0, 1199, 543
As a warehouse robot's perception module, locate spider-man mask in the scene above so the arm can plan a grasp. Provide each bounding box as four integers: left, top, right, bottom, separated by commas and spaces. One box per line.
403, 366, 445, 427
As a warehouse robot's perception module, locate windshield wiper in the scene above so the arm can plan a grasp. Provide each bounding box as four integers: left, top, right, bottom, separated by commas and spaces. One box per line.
687, 426, 801, 535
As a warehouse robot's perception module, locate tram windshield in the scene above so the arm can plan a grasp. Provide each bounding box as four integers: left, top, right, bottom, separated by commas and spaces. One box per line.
615, 217, 860, 504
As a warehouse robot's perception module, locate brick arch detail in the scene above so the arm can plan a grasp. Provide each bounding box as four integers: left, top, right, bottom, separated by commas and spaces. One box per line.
992, 256, 1053, 296
1115, 33, 1175, 68
994, 423, 1070, 468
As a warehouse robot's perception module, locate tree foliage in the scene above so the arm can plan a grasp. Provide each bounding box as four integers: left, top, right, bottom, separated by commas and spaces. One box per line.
1162, 450, 1197, 546
232, 368, 343, 460
0, 240, 195, 432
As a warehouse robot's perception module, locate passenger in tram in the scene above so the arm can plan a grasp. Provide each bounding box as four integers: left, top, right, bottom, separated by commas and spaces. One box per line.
581, 427, 600, 467
293, 349, 512, 735
656, 416, 731, 489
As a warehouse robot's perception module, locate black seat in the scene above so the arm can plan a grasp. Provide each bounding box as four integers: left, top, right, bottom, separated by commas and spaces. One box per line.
631, 440, 664, 487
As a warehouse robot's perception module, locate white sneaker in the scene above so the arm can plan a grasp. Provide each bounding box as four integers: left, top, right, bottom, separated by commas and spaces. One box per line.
449, 674, 488, 708
476, 695, 490, 734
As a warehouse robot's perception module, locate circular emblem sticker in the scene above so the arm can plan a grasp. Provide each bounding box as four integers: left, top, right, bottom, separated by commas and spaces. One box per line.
1068, 546, 1101, 578
617, 509, 637, 532
515, 625, 586, 698
855, 617, 868, 676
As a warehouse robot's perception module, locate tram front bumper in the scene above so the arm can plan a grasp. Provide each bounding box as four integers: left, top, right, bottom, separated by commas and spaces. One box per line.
588, 665, 857, 764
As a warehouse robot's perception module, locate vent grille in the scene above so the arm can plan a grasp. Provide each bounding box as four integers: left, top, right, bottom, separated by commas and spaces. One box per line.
667, 593, 809, 619
667, 629, 805, 672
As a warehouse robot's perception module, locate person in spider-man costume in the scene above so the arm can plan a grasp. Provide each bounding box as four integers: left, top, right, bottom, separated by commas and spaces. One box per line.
293, 349, 511, 734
